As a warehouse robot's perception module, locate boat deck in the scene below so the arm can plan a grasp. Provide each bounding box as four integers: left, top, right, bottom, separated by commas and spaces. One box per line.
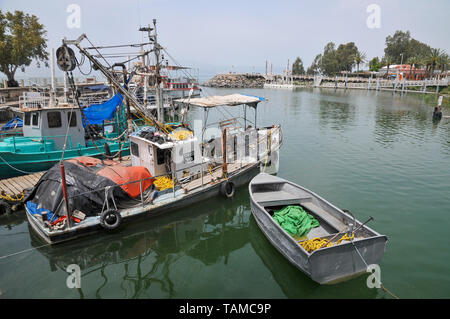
0, 155, 131, 198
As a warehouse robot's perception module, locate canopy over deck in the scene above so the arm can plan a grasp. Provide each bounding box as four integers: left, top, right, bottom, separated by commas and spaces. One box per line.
175, 94, 264, 108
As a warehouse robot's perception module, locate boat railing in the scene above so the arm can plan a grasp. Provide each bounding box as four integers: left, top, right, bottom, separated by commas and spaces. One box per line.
66, 160, 212, 206
65, 126, 282, 208
19, 95, 51, 109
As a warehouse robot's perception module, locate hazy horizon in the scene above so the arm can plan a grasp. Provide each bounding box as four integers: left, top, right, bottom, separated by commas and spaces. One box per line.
1, 0, 449, 81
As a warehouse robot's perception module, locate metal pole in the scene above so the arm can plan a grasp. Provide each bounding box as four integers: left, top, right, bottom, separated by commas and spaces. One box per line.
222, 128, 228, 177
50, 48, 56, 105
153, 20, 164, 123
140, 180, 144, 206
63, 73, 68, 102
244, 105, 247, 129
60, 162, 71, 228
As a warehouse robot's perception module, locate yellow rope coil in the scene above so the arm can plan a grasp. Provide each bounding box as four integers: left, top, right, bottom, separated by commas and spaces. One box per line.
154, 176, 173, 191
0, 192, 24, 202
299, 233, 355, 253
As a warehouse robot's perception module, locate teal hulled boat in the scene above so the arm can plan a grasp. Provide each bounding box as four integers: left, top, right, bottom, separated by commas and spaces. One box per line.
0, 97, 130, 179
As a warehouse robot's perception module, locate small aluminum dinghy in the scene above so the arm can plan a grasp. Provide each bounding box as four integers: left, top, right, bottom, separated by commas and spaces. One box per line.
249, 173, 388, 284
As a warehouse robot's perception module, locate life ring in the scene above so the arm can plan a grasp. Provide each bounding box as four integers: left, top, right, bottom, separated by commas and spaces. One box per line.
99, 209, 122, 230
220, 181, 235, 198
0, 199, 12, 215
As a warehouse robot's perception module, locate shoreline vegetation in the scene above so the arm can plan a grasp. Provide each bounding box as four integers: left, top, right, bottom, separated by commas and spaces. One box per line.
204, 30, 448, 108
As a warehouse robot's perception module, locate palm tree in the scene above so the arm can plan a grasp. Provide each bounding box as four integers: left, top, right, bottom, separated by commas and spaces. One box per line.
407, 56, 420, 80
382, 56, 393, 78
354, 50, 367, 73
437, 52, 449, 75
424, 48, 443, 78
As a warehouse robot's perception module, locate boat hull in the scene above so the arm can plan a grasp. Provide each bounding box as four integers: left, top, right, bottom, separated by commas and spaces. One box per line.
26, 162, 260, 245
249, 174, 388, 285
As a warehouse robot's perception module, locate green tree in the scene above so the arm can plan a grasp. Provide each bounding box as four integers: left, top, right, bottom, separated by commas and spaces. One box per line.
369, 57, 382, 72
408, 38, 431, 60
292, 57, 305, 75
437, 52, 449, 74
384, 30, 411, 64
381, 56, 393, 77
354, 50, 367, 73
424, 48, 444, 78
0, 10, 48, 87
320, 42, 338, 75
335, 42, 358, 73
307, 54, 322, 75
318, 42, 358, 75
384, 30, 432, 66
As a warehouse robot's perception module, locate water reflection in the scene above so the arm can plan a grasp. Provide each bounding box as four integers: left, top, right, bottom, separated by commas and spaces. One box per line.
316, 90, 356, 130
29, 196, 252, 298
0, 213, 24, 231
373, 97, 440, 148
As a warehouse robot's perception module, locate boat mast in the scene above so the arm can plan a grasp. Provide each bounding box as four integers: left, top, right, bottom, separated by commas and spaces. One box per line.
152, 19, 164, 123
140, 19, 164, 123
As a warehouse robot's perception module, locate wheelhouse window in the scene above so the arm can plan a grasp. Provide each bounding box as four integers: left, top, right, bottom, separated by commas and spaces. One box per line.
47, 111, 62, 128
24, 113, 31, 126
67, 112, 77, 127
32, 113, 39, 126
131, 142, 139, 156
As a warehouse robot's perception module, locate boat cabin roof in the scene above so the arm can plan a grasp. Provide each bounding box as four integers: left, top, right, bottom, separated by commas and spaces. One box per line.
22, 103, 80, 113
131, 133, 197, 150
175, 93, 264, 108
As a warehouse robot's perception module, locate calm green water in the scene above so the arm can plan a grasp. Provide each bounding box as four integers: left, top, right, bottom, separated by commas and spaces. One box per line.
0, 88, 449, 298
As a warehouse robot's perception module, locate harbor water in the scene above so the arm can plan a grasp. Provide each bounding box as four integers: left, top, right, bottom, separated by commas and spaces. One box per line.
0, 87, 449, 298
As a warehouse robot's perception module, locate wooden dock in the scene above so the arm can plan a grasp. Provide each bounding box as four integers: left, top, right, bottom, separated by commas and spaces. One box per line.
0, 155, 131, 199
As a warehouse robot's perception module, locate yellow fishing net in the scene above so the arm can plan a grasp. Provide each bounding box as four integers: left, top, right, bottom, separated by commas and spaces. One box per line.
170, 129, 193, 141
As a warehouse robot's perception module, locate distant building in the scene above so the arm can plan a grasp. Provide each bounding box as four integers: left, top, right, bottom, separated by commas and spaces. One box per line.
379, 64, 427, 80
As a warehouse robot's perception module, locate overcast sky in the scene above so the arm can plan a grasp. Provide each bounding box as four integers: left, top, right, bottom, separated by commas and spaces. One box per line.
1, 0, 449, 80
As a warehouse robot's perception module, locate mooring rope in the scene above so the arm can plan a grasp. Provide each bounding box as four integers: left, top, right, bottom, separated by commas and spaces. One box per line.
0, 242, 53, 260
349, 237, 400, 299
0, 154, 35, 175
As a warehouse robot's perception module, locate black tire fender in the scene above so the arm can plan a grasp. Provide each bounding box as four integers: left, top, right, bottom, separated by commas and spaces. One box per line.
220, 181, 235, 198
100, 209, 122, 230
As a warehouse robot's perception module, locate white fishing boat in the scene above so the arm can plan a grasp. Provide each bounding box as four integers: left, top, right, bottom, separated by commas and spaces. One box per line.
25, 94, 282, 244
24, 21, 283, 244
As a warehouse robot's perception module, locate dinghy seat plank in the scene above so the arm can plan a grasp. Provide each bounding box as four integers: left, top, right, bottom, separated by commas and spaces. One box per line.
301, 202, 345, 232
253, 190, 312, 206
